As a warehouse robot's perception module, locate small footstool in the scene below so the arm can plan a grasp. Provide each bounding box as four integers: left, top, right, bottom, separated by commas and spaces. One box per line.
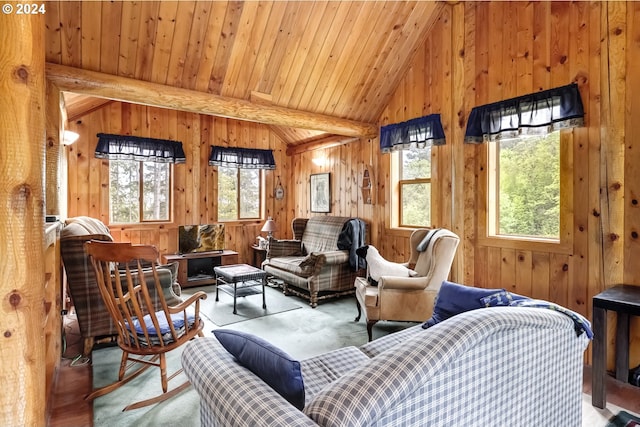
214, 264, 267, 314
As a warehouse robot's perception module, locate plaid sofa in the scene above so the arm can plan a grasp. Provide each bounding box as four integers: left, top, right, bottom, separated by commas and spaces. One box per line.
60, 216, 182, 355
182, 306, 590, 427
262, 217, 365, 307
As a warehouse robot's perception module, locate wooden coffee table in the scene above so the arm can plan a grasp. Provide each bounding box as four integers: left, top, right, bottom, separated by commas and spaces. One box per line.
214, 264, 267, 314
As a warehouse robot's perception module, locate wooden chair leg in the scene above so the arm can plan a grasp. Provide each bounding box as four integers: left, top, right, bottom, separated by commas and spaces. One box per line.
82, 337, 94, 357
355, 299, 362, 322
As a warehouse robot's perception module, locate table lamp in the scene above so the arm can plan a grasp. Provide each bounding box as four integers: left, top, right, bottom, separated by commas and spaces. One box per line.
261, 217, 277, 239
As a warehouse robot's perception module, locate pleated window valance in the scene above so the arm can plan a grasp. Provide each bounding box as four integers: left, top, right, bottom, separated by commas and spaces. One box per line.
95, 133, 186, 163
464, 83, 585, 144
380, 114, 446, 153
208, 146, 276, 170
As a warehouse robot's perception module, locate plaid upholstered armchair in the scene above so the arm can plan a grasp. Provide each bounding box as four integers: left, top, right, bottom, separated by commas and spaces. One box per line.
262, 217, 366, 307
60, 216, 181, 355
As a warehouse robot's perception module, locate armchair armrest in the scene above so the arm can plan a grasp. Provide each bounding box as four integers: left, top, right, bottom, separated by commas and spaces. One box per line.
267, 238, 303, 258
379, 276, 439, 291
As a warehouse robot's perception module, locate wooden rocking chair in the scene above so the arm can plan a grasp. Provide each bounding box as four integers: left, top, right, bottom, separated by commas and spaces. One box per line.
84, 240, 207, 411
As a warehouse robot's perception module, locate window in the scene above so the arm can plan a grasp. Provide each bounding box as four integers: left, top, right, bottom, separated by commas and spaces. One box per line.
488, 132, 560, 239
398, 146, 431, 228
109, 159, 170, 223
218, 167, 262, 221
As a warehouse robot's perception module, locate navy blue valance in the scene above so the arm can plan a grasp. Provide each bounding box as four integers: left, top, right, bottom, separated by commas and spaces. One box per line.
208, 146, 276, 170
380, 114, 445, 153
464, 83, 585, 144
95, 133, 186, 163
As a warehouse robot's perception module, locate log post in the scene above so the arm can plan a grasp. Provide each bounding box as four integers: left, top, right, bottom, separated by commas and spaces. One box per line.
0, 7, 47, 427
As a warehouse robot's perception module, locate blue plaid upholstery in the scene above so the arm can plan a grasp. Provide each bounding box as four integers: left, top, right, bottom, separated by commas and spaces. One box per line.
183, 306, 589, 427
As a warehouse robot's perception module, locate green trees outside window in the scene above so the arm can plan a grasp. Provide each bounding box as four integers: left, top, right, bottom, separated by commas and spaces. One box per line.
218, 167, 261, 221
491, 131, 560, 239
399, 146, 431, 228
109, 160, 170, 223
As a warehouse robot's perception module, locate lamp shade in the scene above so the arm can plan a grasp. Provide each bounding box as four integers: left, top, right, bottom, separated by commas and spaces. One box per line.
261, 217, 277, 234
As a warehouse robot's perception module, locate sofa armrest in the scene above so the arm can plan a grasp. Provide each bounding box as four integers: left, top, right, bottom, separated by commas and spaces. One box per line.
267, 238, 303, 259
299, 250, 349, 274
182, 338, 318, 427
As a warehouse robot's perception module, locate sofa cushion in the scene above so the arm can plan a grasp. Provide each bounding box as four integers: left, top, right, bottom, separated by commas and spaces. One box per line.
213, 329, 305, 410
422, 281, 504, 328
301, 216, 348, 253
300, 346, 370, 404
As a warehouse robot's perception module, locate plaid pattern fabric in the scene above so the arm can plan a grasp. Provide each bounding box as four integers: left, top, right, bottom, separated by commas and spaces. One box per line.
183, 307, 588, 427
358, 324, 424, 357
304, 307, 589, 427
263, 217, 360, 306
301, 216, 351, 253
61, 217, 180, 350
182, 338, 318, 427
300, 346, 370, 404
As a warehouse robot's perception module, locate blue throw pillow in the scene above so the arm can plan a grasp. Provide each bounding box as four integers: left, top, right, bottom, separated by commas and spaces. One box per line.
422, 281, 505, 329
213, 329, 305, 410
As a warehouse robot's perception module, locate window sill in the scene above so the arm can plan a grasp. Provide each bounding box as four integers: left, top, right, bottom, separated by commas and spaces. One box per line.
477, 235, 572, 255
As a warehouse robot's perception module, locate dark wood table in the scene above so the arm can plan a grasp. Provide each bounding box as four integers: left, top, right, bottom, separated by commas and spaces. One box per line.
592, 284, 640, 408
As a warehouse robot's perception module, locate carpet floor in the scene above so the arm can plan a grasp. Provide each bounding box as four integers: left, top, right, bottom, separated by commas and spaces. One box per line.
91, 287, 638, 427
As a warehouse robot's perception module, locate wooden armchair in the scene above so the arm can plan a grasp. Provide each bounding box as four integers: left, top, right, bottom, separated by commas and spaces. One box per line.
355, 228, 460, 341
84, 240, 207, 411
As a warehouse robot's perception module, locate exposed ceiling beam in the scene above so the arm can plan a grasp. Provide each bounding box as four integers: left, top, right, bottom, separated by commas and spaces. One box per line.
46, 63, 379, 138
285, 135, 360, 156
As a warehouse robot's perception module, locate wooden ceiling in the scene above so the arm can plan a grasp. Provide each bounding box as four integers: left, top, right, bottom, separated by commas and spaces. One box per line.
45, 1, 443, 145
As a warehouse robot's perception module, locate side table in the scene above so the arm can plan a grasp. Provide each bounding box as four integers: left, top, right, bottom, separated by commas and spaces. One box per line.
251, 244, 267, 268
214, 264, 267, 314
592, 284, 640, 408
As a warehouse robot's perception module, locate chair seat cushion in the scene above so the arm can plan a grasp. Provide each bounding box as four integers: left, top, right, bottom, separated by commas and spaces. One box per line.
213, 329, 305, 410
127, 310, 196, 345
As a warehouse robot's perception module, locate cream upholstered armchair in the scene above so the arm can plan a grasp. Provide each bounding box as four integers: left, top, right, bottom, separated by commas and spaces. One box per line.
355, 228, 460, 341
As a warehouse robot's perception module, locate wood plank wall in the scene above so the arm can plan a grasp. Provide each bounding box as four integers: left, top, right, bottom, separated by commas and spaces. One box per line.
64, 1, 640, 369
289, 2, 640, 368
65, 103, 293, 265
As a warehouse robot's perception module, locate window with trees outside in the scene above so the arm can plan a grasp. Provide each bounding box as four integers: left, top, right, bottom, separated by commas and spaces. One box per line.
398, 146, 431, 228
487, 131, 560, 240
218, 166, 262, 221
109, 160, 170, 223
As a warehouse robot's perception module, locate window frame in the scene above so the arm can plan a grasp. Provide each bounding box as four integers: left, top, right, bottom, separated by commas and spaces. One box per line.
478, 130, 574, 254
390, 148, 434, 230
108, 159, 173, 225
217, 167, 264, 222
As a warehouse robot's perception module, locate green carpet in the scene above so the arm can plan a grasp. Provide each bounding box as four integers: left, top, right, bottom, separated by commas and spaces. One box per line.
183, 285, 302, 326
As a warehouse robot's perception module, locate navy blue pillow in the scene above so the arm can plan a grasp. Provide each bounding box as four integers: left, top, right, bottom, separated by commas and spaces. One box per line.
422, 281, 505, 329
213, 329, 305, 409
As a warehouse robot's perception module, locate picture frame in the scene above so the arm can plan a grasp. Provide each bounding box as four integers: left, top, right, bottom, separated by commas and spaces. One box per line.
310, 173, 330, 213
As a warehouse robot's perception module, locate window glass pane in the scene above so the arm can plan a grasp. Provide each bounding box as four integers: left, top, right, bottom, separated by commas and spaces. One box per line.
142, 162, 170, 221
401, 182, 431, 227
239, 169, 260, 219
496, 132, 560, 238
218, 167, 238, 221
110, 159, 140, 223
401, 146, 431, 180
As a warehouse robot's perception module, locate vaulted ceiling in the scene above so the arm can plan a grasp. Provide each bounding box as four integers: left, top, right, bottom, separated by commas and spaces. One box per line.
45, 1, 443, 145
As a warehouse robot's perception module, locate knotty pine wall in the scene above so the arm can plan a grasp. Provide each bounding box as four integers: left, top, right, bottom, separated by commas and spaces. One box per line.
65, 102, 293, 265
291, 2, 640, 368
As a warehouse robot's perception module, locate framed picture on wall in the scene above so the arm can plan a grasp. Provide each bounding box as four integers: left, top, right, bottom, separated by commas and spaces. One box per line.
310, 173, 330, 213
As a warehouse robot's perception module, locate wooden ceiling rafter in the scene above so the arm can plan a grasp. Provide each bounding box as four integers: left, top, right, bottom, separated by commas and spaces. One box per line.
46, 63, 378, 138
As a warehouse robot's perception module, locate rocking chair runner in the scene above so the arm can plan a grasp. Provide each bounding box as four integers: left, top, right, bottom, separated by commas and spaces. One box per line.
84, 240, 207, 411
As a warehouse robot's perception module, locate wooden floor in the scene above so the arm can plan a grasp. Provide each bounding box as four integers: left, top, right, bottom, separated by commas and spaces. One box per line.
47, 314, 640, 427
